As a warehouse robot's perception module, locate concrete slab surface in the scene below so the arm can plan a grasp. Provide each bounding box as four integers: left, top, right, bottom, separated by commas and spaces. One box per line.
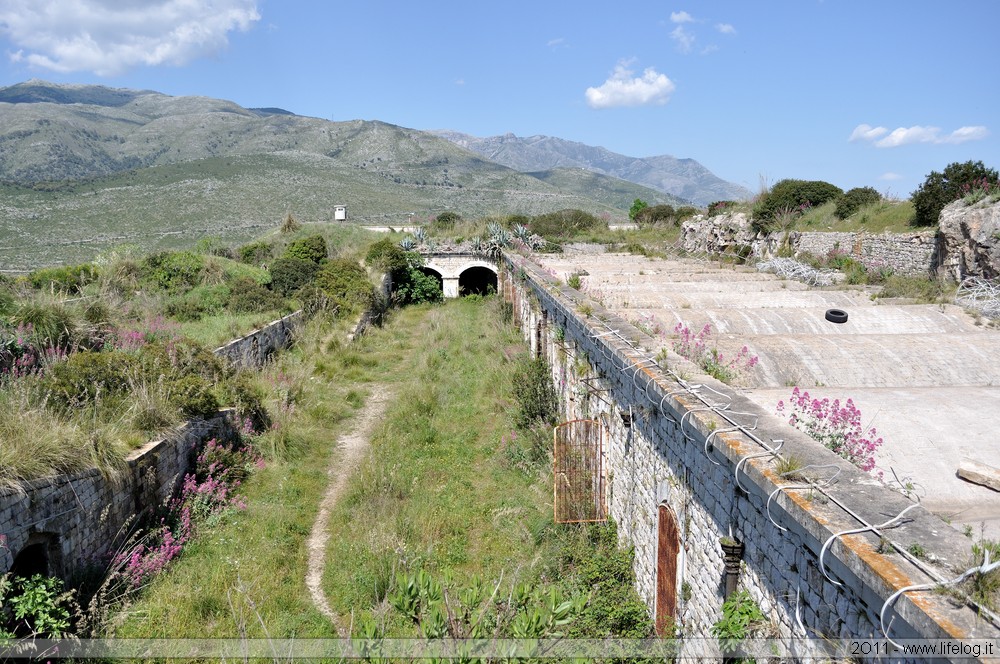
537, 248, 1000, 539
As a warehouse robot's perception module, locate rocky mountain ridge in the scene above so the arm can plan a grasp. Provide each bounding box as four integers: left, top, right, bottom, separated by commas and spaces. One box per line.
432, 130, 751, 207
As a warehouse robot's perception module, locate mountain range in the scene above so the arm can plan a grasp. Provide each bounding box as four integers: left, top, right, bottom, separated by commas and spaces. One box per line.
0, 79, 748, 270
432, 131, 751, 207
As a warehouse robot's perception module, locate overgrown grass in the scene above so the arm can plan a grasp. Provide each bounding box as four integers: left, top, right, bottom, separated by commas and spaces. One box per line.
876, 275, 955, 303
82, 293, 652, 644
788, 200, 918, 233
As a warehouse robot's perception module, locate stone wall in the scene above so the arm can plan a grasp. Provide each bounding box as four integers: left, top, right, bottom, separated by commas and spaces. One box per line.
1, 312, 305, 578
0, 413, 237, 579
937, 199, 1000, 281
680, 214, 938, 277
213, 310, 304, 368
500, 254, 997, 656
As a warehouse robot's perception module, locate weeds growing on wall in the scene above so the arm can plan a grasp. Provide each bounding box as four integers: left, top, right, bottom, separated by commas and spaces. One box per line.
671, 323, 758, 384
776, 387, 883, 476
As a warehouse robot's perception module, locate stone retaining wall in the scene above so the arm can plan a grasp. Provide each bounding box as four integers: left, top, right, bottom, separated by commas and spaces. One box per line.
213, 310, 304, 368
501, 253, 997, 658
680, 214, 938, 277
0, 413, 237, 579
1, 312, 305, 578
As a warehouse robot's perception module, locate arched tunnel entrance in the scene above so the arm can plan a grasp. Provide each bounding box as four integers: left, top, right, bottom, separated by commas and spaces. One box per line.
417, 267, 444, 295
459, 266, 498, 297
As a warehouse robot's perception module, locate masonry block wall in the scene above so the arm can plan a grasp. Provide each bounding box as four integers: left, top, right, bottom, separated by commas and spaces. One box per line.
1, 313, 303, 579
501, 253, 997, 657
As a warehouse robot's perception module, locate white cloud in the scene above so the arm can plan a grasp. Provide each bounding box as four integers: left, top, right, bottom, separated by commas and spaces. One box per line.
875, 126, 941, 148
0, 0, 260, 76
670, 11, 694, 23
849, 124, 889, 142
850, 123, 990, 147
585, 61, 675, 109
878, 172, 903, 181
700, 44, 719, 55
670, 26, 695, 53
716, 23, 736, 34
942, 126, 990, 144
547, 37, 567, 49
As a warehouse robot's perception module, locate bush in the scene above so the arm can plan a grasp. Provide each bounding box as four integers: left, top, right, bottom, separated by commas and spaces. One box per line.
140, 251, 205, 293
163, 284, 231, 322
283, 234, 328, 264
269, 257, 320, 297
752, 179, 844, 231
237, 241, 274, 265
432, 211, 462, 227
628, 199, 648, 221
530, 209, 606, 241
45, 350, 135, 408
226, 278, 286, 313
28, 263, 98, 293
365, 238, 408, 273
635, 204, 676, 225
835, 187, 881, 220
911, 160, 999, 226
512, 357, 558, 428
675, 206, 700, 223
707, 201, 737, 217
394, 268, 443, 305
165, 374, 220, 418
314, 258, 375, 316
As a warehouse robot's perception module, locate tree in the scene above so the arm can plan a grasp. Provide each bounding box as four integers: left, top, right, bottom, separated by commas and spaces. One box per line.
628, 199, 648, 221
911, 160, 999, 226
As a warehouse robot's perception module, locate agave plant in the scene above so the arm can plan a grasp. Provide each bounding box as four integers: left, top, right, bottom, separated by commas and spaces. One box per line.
470, 236, 484, 253
511, 224, 532, 243
412, 227, 428, 245
399, 237, 417, 251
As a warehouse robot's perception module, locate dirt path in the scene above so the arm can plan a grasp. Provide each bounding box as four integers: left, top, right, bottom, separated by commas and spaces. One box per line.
305, 386, 391, 634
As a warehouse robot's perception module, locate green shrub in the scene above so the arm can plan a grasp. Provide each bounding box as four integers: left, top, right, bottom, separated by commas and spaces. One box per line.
432, 211, 462, 227
835, 187, 881, 220
45, 350, 135, 408
28, 263, 98, 293
628, 199, 648, 221
3, 574, 73, 638
283, 234, 328, 264
530, 209, 606, 241
314, 258, 375, 316
635, 204, 676, 225
675, 206, 700, 222
394, 267, 443, 305
163, 284, 231, 322
269, 257, 320, 297
560, 522, 654, 638
911, 160, 999, 226
707, 201, 738, 217
752, 179, 844, 231
140, 251, 205, 293
512, 357, 558, 428
237, 240, 274, 265
194, 237, 234, 258
165, 374, 220, 418
878, 275, 949, 302
365, 238, 408, 273
226, 278, 286, 313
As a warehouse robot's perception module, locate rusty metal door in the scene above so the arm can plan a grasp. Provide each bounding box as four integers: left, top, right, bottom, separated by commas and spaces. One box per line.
553, 419, 606, 523
656, 503, 680, 636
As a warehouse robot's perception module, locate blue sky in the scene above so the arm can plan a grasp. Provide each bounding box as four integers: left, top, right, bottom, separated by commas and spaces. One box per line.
0, 0, 997, 198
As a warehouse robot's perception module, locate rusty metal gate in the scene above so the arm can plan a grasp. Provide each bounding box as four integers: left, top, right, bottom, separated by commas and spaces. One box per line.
656, 503, 680, 636
553, 419, 606, 523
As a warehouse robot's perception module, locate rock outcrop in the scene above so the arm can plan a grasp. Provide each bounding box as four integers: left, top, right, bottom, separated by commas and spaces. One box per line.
936, 199, 1000, 281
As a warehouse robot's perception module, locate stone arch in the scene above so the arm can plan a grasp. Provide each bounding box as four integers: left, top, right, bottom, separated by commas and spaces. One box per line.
417, 266, 444, 293
458, 265, 498, 296
655, 503, 681, 636
10, 533, 61, 579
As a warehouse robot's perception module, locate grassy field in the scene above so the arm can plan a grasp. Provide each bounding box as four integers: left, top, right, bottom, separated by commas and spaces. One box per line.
109, 297, 651, 643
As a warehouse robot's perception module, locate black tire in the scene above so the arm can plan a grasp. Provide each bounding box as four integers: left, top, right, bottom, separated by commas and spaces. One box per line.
825, 308, 848, 324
